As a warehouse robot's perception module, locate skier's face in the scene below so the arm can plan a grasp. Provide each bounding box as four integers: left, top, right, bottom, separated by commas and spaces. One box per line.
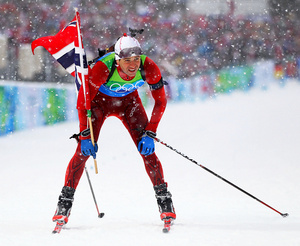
117, 56, 141, 77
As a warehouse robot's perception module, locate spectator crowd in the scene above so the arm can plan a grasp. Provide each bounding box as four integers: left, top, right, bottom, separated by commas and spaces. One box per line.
0, 0, 300, 81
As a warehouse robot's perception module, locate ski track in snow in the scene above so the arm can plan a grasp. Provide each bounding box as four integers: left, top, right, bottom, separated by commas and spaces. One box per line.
1, 81, 300, 245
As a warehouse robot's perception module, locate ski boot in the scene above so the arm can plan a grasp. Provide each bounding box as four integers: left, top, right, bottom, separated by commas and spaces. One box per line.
154, 183, 176, 221
52, 186, 75, 225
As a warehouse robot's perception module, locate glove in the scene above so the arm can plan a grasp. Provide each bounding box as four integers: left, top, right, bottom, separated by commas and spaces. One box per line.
81, 139, 98, 158
138, 131, 156, 156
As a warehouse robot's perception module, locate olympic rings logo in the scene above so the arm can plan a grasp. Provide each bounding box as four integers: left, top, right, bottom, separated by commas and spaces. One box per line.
109, 80, 145, 93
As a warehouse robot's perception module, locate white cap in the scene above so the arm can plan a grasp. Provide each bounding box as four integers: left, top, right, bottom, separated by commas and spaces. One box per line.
114, 34, 142, 60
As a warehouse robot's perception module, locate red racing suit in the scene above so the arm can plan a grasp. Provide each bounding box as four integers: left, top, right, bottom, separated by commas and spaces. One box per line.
64, 54, 167, 189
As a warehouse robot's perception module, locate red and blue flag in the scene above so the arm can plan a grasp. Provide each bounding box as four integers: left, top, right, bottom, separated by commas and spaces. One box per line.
31, 10, 90, 110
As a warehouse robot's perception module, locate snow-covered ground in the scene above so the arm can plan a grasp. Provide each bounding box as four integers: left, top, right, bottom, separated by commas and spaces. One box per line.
1, 81, 300, 245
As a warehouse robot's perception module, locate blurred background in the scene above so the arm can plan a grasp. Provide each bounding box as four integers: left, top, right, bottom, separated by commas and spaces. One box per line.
0, 0, 299, 82
0, 0, 300, 135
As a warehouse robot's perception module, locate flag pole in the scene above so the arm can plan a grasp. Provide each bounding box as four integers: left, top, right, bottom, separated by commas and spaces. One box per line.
87, 110, 98, 174
75, 8, 98, 174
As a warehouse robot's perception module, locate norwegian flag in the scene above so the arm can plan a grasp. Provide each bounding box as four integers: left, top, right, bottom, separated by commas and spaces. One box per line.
31, 10, 91, 110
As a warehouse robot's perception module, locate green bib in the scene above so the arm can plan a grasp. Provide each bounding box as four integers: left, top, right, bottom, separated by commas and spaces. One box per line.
98, 53, 146, 97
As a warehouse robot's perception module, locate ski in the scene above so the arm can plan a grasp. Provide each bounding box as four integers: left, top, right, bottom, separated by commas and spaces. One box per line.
162, 218, 173, 233
52, 222, 64, 234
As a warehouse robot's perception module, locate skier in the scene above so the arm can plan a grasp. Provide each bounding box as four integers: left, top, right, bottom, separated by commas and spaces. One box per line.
52, 34, 176, 226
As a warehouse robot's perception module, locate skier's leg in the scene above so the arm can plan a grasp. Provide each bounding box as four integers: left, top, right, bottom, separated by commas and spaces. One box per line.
53, 104, 105, 224
64, 104, 105, 189
64, 143, 89, 189
119, 95, 176, 220
119, 95, 165, 186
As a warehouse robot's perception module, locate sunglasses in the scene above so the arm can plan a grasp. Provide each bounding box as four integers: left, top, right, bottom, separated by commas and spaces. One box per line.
118, 47, 143, 59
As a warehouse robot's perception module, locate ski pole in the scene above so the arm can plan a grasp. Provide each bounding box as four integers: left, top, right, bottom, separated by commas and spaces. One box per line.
147, 132, 289, 218
84, 166, 105, 218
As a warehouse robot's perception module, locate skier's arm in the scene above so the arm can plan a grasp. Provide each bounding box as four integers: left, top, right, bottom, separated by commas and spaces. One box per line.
76, 62, 110, 158
76, 61, 109, 135
78, 108, 89, 138
144, 57, 167, 133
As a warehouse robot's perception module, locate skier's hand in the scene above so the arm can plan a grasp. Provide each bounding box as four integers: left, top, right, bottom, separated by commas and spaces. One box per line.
81, 139, 98, 158
138, 131, 156, 156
